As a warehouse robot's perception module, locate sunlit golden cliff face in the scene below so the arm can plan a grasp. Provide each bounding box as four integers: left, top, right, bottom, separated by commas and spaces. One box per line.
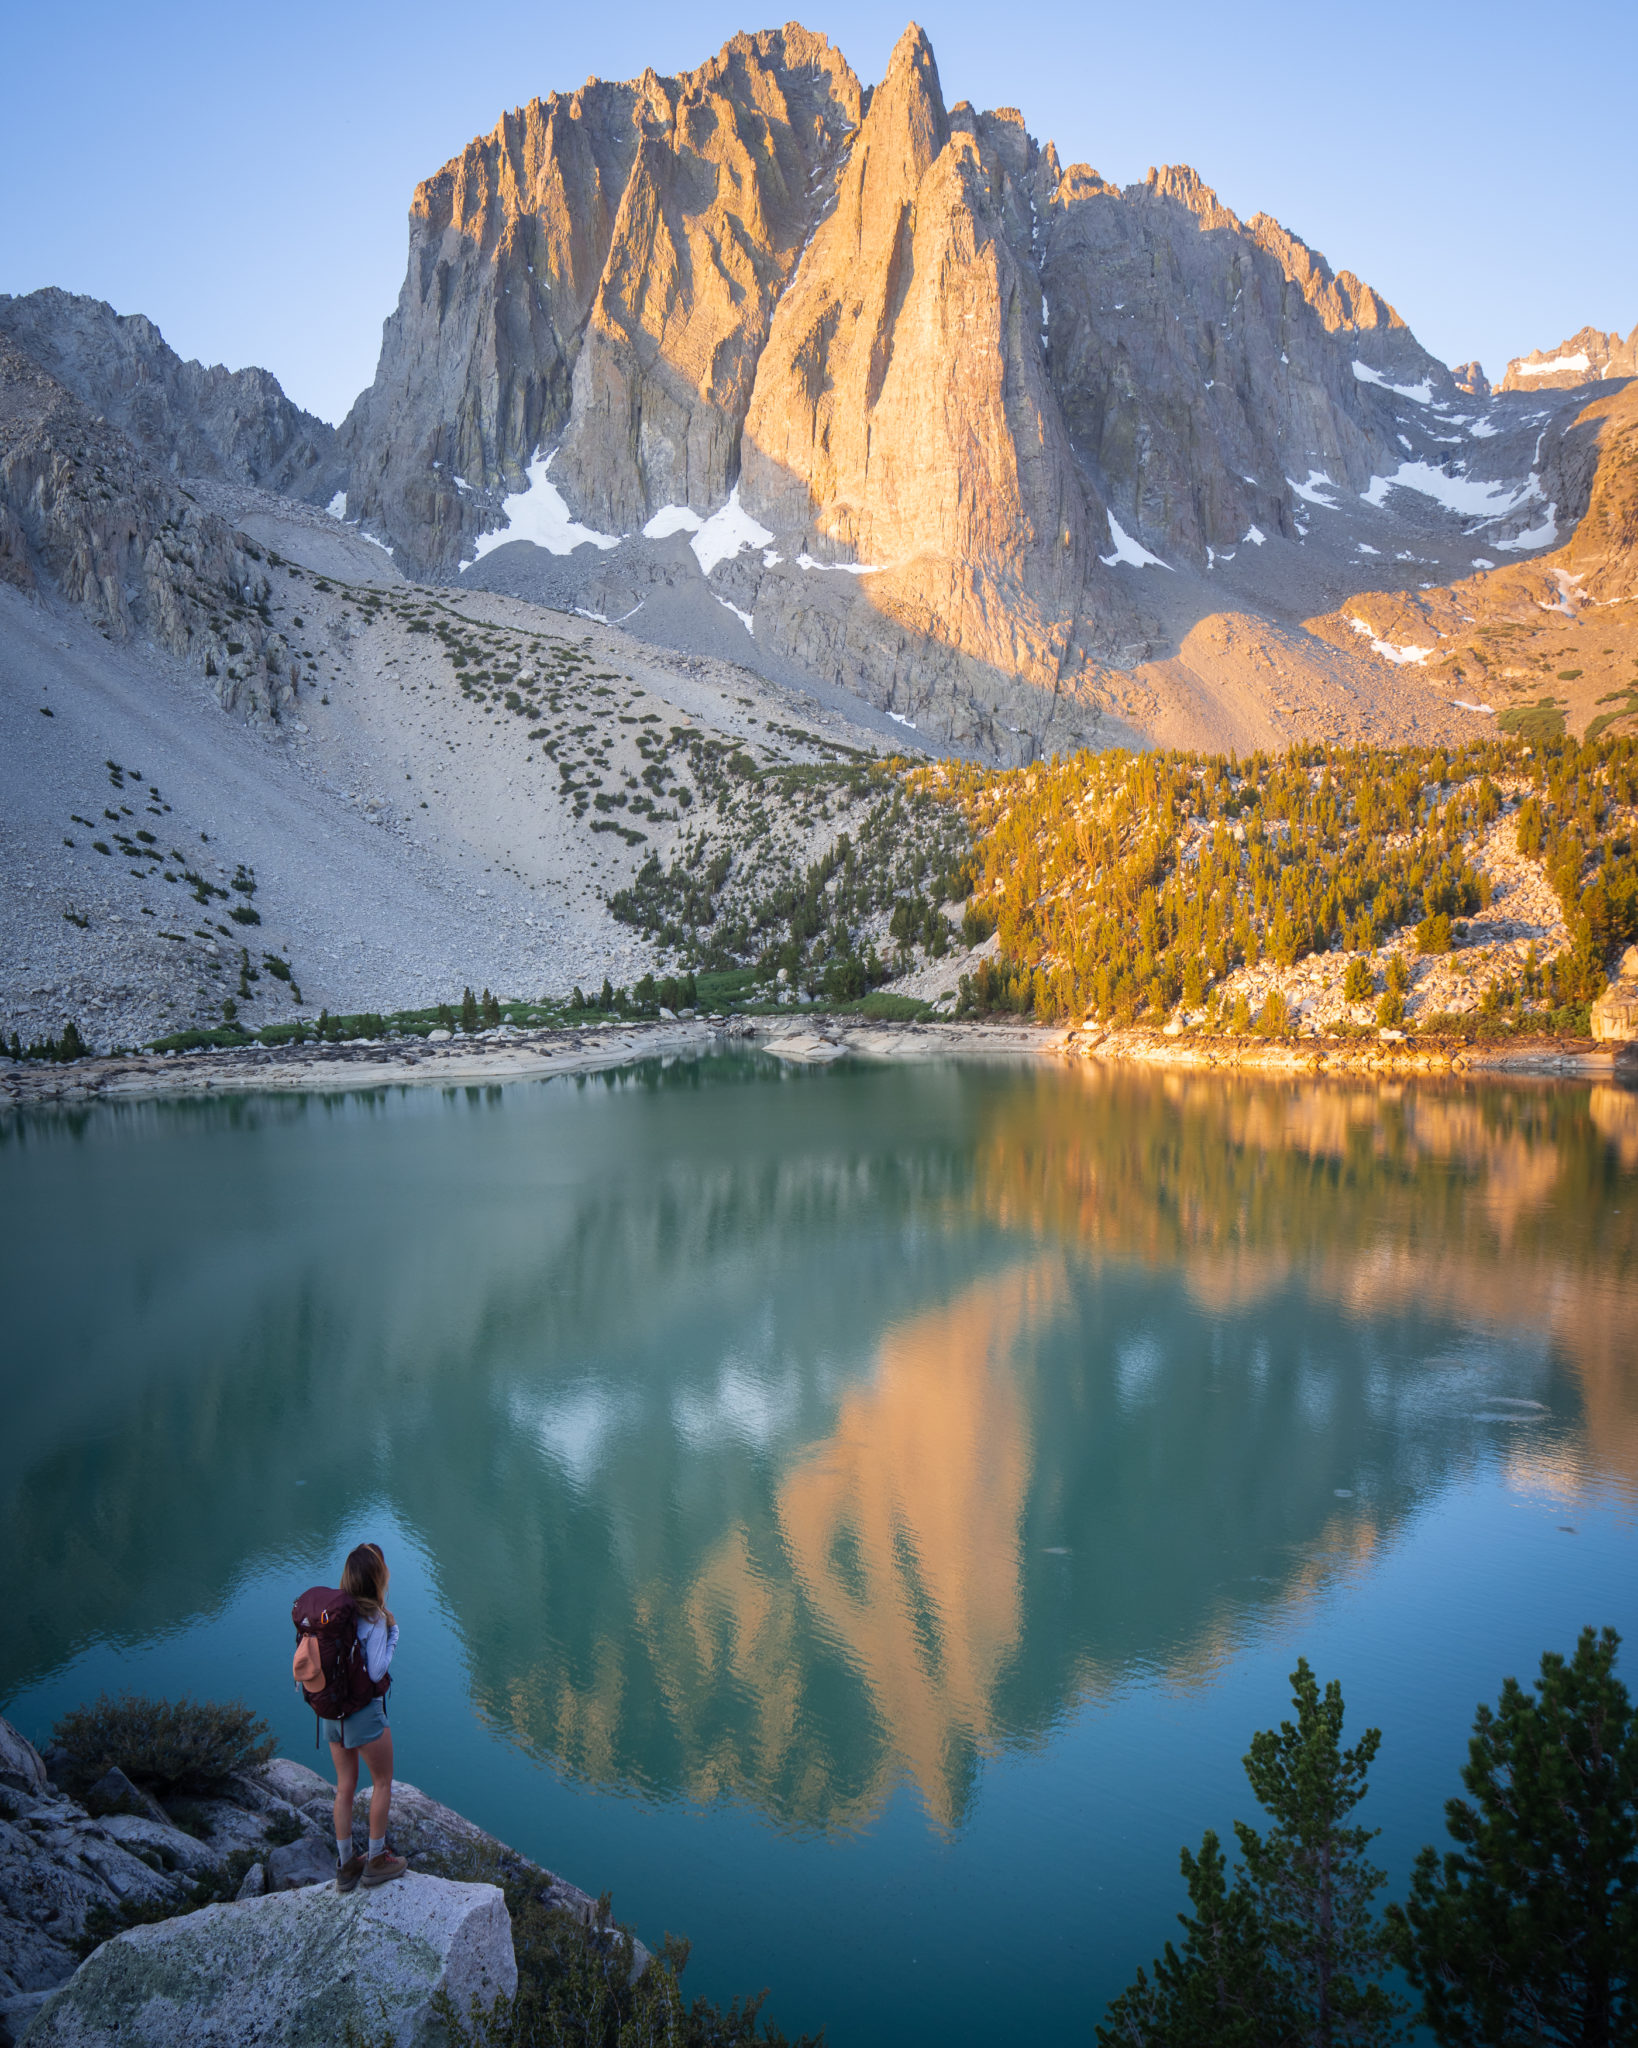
776, 1260, 1054, 1826
483, 1259, 1058, 1831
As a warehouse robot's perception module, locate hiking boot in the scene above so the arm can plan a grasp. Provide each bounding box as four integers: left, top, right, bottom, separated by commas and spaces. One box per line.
361, 1850, 407, 1887
335, 1853, 366, 1894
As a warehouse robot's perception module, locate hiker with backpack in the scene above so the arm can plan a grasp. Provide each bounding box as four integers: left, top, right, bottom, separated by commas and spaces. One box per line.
290, 1542, 408, 1891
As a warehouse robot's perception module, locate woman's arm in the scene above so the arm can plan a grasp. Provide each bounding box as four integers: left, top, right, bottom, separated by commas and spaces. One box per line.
360, 1615, 399, 1683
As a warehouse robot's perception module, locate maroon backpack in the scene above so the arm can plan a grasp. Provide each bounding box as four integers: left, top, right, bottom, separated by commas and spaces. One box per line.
291, 1586, 389, 1744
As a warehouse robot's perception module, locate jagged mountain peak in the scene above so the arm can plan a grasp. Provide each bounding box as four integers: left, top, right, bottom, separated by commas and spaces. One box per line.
1143, 163, 1239, 229
333, 19, 1589, 756
1501, 321, 1638, 392
862, 20, 950, 181
0, 287, 341, 501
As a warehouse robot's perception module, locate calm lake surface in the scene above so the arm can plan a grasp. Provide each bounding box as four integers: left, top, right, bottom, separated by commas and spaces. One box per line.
2, 1054, 1636, 2043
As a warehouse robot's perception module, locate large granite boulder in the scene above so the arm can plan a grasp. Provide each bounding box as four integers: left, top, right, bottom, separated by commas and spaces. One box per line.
0, 1728, 47, 1801
1592, 944, 1638, 1044
24, 1872, 516, 2048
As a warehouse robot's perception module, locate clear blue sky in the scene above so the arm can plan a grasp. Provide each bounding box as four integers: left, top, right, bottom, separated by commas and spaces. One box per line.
5, 0, 1632, 424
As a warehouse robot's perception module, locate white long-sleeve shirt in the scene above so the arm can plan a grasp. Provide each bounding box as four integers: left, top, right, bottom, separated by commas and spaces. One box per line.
359, 1615, 399, 1684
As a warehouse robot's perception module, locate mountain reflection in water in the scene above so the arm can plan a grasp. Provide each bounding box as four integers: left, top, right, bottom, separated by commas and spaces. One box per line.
1, 1057, 1634, 1836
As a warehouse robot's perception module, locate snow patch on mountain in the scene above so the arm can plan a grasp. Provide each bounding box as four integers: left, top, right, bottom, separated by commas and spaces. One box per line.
1352, 361, 1435, 405
469, 453, 621, 562
1361, 463, 1538, 520
1101, 514, 1172, 570
690, 489, 774, 575
1350, 618, 1432, 665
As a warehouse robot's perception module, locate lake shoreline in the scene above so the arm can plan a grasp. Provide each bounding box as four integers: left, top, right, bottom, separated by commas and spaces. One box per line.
0, 1013, 1630, 1108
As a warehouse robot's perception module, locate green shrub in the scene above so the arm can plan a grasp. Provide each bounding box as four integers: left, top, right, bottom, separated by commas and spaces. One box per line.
426, 1857, 820, 2048
961, 902, 997, 948
51, 1694, 274, 1795
1343, 957, 1374, 1003
858, 991, 932, 1021
1416, 912, 1454, 955
1498, 701, 1566, 743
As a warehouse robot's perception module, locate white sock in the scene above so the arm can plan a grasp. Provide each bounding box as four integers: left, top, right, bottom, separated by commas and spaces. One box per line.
369, 1835, 386, 1860
337, 1836, 352, 1864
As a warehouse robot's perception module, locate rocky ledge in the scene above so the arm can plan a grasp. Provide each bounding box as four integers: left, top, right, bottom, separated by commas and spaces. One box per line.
0, 1717, 628, 2047
1591, 944, 1638, 1043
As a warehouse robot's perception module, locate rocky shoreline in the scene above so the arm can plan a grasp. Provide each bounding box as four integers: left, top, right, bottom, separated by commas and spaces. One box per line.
1064, 1021, 1631, 1078
1, 1011, 1630, 1111
0, 1715, 628, 2046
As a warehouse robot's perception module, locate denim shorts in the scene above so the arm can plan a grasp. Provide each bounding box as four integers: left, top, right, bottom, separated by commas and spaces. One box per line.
320, 1695, 388, 1750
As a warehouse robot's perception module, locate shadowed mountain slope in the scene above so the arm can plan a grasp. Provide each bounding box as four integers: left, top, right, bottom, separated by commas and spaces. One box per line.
0, 289, 342, 504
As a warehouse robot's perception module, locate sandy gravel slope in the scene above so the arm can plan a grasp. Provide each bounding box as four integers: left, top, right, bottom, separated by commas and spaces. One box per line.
0, 516, 893, 1050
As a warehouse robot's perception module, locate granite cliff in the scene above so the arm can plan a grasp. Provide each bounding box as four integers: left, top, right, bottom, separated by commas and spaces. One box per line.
0, 290, 341, 503
340, 21, 1514, 748
4, 22, 1635, 764
339, 26, 863, 563
0, 341, 299, 724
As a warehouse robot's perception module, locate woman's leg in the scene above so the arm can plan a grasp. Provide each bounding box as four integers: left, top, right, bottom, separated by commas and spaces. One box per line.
359, 1727, 394, 1845
330, 1740, 359, 1848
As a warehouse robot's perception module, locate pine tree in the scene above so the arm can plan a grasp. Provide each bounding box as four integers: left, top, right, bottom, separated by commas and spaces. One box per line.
1391, 1626, 1638, 2048
1097, 1830, 1290, 2048
460, 985, 479, 1033
1236, 1659, 1404, 2048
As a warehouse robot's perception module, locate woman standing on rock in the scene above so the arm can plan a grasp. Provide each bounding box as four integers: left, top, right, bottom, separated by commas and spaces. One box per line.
298, 1540, 407, 1892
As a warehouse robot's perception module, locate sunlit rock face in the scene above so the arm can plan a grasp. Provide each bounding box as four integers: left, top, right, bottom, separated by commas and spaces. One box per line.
1501, 323, 1638, 393
339, 27, 863, 576
340, 21, 1468, 741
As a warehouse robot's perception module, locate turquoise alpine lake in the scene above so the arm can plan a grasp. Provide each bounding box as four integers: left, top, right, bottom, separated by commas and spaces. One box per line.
2, 1052, 1635, 2043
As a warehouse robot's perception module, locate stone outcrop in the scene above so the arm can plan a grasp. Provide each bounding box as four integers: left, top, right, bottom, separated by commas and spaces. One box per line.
1553, 380, 1638, 601
0, 290, 341, 502
258, 1758, 638, 1949
339, 26, 863, 571
0, 1719, 636, 2048
1501, 322, 1638, 392
0, 341, 302, 726
24, 1873, 516, 2048
1592, 945, 1638, 1043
